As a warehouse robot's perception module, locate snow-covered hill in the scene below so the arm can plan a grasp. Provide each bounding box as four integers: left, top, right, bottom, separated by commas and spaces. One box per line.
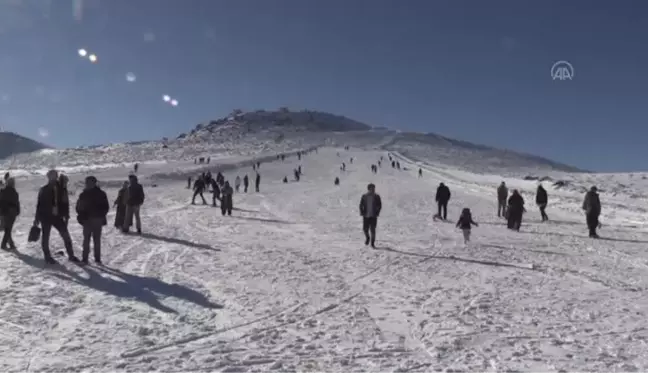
0, 131, 49, 159
2, 146, 648, 372
0, 109, 583, 177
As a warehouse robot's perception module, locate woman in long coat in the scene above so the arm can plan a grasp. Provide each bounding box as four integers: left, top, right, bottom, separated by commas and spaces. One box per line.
114, 181, 129, 229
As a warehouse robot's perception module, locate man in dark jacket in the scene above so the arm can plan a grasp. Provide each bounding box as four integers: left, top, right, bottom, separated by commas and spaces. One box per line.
536, 184, 549, 222
507, 190, 525, 231
192, 176, 207, 205
243, 174, 249, 193
221, 181, 234, 216
76, 176, 109, 264
583, 186, 601, 238
359, 183, 382, 248
435, 183, 451, 221
497, 182, 508, 218
34, 170, 78, 264
0, 177, 19, 251
210, 178, 221, 207
123, 174, 145, 234
255, 172, 261, 192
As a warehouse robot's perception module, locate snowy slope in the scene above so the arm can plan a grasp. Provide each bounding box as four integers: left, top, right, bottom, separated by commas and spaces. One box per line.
0, 109, 583, 177
1, 147, 648, 372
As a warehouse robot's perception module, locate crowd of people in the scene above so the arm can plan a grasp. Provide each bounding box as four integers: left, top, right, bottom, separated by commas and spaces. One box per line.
0, 147, 607, 267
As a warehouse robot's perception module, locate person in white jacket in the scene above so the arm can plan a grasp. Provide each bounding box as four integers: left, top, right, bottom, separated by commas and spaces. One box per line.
234, 176, 241, 192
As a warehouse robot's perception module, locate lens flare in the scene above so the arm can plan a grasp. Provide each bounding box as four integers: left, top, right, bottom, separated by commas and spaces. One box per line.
88, 54, 97, 63
78, 49, 88, 57
162, 95, 171, 102
126, 72, 136, 82
170, 99, 178, 106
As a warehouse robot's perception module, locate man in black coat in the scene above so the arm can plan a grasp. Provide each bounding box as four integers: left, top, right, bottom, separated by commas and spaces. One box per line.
497, 182, 508, 218
243, 174, 249, 193
536, 184, 549, 222
359, 183, 382, 248
76, 176, 109, 264
192, 176, 207, 205
0, 177, 19, 251
34, 170, 78, 264
123, 174, 145, 234
255, 172, 261, 192
210, 178, 221, 207
435, 183, 451, 221
507, 190, 525, 231
221, 181, 234, 216
583, 186, 601, 238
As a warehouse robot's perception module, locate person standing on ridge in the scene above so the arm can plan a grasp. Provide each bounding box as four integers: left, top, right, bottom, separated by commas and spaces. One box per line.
255, 172, 261, 192
0, 177, 19, 251
418, 168, 423, 177
75, 176, 109, 264
243, 174, 249, 193
34, 170, 78, 264
497, 182, 508, 218
359, 183, 382, 248
583, 186, 601, 238
435, 182, 451, 221
536, 184, 549, 222
123, 174, 145, 234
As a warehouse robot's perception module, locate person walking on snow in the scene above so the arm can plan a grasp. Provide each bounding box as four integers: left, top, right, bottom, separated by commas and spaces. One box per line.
359, 183, 382, 248
221, 181, 234, 216
255, 172, 261, 193
192, 176, 207, 205
507, 189, 525, 231
123, 174, 145, 234
435, 182, 451, 220
210, 178, 221, 207
456, 208, 478, 244
583, 186, 601, 238
34, 170, 78, 264
235, 175, 241, 192
418, 168, 423, 177
0, 177, 19, 251
243, 174, 249, 193
75, 176, 109, 264
497, 182, 508, 218
536, 184, 549, 222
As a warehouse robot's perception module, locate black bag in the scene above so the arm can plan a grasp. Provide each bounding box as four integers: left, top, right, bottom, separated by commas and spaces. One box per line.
28, 225, 41, 242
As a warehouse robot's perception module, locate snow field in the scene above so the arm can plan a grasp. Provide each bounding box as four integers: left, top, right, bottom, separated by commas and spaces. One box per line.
0, 148, 648, 372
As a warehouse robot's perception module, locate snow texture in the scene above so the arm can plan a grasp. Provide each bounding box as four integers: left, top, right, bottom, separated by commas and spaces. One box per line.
2, 146, 648, 371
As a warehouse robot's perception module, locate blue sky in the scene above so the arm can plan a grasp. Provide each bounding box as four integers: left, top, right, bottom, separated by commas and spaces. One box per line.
0, 0, 647, 172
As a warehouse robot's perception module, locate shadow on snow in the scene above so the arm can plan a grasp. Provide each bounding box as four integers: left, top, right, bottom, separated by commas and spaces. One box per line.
14, 251, 223, 314
140, 233, 221, 251
378, 247, 537, 271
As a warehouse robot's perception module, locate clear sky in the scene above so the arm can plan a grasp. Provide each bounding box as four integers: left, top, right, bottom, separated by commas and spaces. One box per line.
0, 0, 647, 172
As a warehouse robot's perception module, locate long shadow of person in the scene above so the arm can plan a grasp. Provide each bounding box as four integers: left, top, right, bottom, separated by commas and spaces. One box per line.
96, 266, 224, 310
140, 233, 220, 251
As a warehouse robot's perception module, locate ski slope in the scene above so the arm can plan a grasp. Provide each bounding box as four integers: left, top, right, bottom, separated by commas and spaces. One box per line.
2, 147, 648, 372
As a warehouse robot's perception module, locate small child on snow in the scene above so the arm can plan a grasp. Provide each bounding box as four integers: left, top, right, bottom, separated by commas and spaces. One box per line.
456, 208, 478, 243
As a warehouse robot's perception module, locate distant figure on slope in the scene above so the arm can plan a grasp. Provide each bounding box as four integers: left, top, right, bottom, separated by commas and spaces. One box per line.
0, 177, 19, 251
341, 163, 346, 171
75, 176, 109, 264
114, 181, 129, 229
507, 190, 525, 231
216, 172, 225, 186
435, 183, 451, 221
535, 184, 549, 222
192, 176, 207, 205
497, 182, 508, 218
334, 177, 339, 186
283, 176, 288, 183
187, 176, 192, 189
418, 168, 423, 178
456, 208, 478, 244
350, 157, 353, 164
396, 161, 401, 170
235, 175, 241, 192
583, 186, 601, 238
243, 175, 249, 193
255, 172, 261, 192
124, 174, 145, 234
359, 183, 382, 248
210, 178, 221, 207
34, 170, 77, 264
298, 165, 302, 175
221, 181, 234, 216
391, 161, 395, 168
294, 169, 300, 182
134, 163, 139, 173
